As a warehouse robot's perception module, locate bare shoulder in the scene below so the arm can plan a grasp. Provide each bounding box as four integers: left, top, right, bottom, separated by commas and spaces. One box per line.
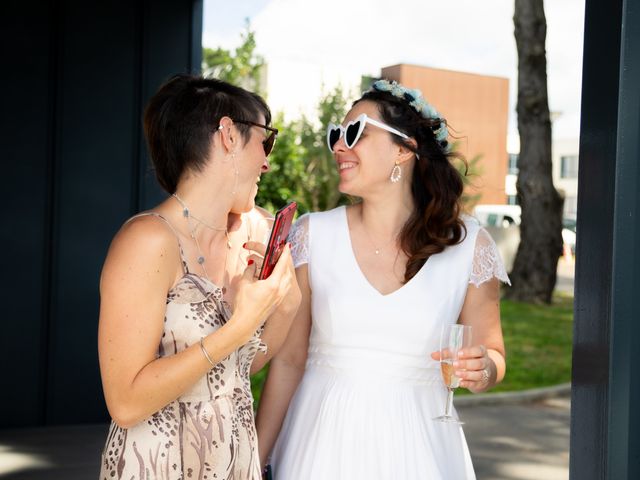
101, 214, 181, 292
111, 214, 179, 257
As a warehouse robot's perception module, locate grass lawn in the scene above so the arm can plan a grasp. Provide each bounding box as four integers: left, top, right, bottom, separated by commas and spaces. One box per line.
459, 292, 574, 395
252, 293, 574, 403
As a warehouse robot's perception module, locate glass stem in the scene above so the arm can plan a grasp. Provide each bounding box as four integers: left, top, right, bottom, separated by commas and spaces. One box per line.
445, 388, 454, 417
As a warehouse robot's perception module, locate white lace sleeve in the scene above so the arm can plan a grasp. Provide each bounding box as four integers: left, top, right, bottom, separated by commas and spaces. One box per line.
287, 213, 310, 268
469, 228, 511, 287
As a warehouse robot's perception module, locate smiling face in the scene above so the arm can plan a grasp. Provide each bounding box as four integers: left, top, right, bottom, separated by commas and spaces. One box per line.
230, 115, 271, 213
332, 101, 408, 197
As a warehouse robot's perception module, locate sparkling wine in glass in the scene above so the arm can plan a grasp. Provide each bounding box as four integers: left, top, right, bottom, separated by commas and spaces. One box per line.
433, 324, 472, 424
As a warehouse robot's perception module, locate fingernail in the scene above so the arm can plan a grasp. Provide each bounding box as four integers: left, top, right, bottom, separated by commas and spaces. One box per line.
248, 259, 254, 265
453, 361, 460, 367
455, 371, 463, 377
242, 242, 247, 248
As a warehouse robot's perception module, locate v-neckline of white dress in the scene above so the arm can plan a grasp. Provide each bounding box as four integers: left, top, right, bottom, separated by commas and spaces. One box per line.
340, 206, 430, 298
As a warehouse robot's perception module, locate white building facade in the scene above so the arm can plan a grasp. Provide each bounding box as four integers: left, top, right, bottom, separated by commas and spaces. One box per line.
506, 135, 579, 220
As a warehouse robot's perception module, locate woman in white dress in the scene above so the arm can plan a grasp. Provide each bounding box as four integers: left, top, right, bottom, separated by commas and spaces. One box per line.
256, 80, 509, 479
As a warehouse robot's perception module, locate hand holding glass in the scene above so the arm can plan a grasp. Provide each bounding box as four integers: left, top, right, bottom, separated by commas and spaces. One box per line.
433, 324, 472, 424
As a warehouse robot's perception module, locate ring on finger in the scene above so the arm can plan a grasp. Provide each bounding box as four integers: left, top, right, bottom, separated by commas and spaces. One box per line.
480, 368, 490, 384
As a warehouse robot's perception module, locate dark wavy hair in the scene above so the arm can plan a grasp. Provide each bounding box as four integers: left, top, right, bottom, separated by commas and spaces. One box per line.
143, 74, 271, 194
355, 88, 467, 282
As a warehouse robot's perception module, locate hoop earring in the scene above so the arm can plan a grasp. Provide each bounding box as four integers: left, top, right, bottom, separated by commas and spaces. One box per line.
389, 161, 402, 183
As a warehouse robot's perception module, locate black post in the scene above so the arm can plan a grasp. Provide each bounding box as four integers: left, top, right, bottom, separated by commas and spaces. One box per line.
570, 0, 640, 477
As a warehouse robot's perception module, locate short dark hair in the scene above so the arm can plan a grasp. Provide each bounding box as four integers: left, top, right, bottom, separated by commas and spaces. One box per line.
143, 74, 272, 193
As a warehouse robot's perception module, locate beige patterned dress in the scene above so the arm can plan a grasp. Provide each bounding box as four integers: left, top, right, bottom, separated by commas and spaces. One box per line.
100, 213, 265, 480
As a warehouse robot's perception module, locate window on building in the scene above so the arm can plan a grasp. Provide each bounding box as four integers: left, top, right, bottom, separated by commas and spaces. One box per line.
561, 155, 579, 178
508, 153, 519, 175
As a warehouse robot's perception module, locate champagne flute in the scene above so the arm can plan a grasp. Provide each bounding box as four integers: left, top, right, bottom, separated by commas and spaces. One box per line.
433, 324, 472, 424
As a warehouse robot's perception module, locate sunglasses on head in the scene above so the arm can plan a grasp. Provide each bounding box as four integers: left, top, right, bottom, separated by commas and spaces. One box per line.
326, 113, 409, 152
231, 120, 279, 156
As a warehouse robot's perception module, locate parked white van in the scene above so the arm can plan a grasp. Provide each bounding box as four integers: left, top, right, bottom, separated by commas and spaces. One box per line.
473, 204, 522, 228
471, 204, 576, 271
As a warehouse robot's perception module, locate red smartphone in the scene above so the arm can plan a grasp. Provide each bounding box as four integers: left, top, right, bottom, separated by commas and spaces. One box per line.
259, 202, 298, 280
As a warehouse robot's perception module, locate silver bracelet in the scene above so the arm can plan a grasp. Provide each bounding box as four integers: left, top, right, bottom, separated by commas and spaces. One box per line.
199, 337, 215, 368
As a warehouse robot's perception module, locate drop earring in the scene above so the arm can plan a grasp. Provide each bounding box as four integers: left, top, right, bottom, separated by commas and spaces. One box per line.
389, 161, 402, 183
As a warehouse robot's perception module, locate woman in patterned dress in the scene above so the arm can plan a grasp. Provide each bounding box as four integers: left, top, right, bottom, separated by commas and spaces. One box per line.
255, 80, 508, 479
98, 75, 300, 480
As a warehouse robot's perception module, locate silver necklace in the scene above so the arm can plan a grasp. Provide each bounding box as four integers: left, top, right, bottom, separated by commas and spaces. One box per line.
172, 194, 231, 283
172, 193, 232, 249
359, 217, 399, 255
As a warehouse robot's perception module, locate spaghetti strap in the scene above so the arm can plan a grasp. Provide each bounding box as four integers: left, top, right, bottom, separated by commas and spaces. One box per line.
126, 212, 190, 274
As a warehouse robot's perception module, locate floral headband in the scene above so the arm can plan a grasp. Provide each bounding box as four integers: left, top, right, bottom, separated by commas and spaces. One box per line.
365, 79, 450, 152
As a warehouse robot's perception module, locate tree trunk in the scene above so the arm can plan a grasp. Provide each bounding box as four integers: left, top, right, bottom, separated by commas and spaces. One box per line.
506, 0, 564, 304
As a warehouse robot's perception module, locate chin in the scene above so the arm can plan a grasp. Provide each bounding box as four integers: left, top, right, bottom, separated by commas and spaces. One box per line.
231, 200, 255, 215
230, 188, 257, 214
338, 180, 359, 197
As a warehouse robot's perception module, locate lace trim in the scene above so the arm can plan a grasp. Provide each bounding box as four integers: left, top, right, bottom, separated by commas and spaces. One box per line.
288, 213, 310, 268
469, 228, 511, 287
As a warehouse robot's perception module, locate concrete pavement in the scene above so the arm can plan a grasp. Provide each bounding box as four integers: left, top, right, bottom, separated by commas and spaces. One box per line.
460, 397, 570, 480
0, 396, 570, 479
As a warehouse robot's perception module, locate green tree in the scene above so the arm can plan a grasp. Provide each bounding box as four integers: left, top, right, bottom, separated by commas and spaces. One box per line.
202, 20, 265, 95
257, 86, 350, 214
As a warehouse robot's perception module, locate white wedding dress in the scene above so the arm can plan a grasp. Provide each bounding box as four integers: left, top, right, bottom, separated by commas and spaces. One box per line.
269, 206, 510, 480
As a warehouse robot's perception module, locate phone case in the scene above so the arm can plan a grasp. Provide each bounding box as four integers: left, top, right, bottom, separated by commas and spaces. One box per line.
259, 202, 297, 280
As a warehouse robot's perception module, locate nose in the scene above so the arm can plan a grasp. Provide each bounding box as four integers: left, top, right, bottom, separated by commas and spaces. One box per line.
332, 134, 348, 154
261, 156, 270, 173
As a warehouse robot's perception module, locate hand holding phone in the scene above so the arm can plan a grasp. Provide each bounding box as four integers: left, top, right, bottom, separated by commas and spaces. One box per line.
259, 202, 297, 280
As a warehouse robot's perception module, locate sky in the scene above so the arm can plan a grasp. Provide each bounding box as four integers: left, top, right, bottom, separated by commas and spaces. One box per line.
202, 0, 585, 143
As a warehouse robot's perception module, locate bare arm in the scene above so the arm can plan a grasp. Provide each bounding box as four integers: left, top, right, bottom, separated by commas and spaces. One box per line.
431, 227, 508, 393
98, 218, 292, 428
255, 264, 311, 468
247, 239, 302, 374
250, 302, 300, 374
456, 278, 506, 393
245, 206, 303, 373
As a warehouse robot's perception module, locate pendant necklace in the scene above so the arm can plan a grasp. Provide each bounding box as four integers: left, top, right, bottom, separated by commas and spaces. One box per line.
360, 218, 399, 255
172, 193, 231, 284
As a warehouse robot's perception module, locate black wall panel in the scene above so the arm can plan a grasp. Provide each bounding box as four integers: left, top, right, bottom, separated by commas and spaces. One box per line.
45, 0, 140, 424
0, 0, 55, 427
0, 0, 202, 427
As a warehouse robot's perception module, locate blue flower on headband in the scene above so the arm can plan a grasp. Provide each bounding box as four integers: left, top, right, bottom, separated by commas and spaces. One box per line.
435, 125, 449, 142
366, 79, 451, 152
372, 80, 393, 93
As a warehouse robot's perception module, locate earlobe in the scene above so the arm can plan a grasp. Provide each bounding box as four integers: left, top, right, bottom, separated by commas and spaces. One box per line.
397, 147, 415, 164
217, 116, 236, 152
